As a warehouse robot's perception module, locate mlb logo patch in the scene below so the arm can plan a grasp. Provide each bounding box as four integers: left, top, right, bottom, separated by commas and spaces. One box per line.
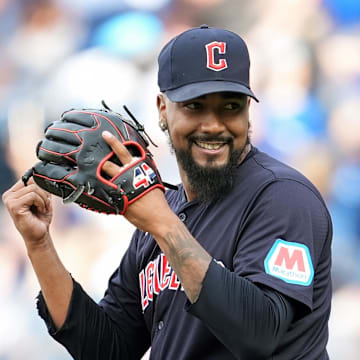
264, 239, 314, 286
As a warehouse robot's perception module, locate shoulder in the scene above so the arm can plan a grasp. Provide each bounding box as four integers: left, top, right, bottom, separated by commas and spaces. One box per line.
244, 151, 333, 246
245, 147, 310, 183
239, 147, 325, 204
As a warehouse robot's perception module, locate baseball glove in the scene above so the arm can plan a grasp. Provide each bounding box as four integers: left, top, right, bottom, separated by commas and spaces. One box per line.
22, 104, 167, 215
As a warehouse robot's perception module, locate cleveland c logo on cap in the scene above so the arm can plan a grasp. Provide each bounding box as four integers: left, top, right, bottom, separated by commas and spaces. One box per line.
205, 41, 228, 71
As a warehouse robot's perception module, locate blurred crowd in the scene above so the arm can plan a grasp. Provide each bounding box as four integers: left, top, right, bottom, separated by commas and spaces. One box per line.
0, 0, 359, 359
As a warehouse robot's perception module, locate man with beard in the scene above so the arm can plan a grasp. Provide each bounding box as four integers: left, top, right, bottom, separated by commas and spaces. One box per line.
3, 25, 332, 359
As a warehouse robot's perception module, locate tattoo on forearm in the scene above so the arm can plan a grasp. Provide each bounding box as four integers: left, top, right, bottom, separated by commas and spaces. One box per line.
162, 223, 211, 302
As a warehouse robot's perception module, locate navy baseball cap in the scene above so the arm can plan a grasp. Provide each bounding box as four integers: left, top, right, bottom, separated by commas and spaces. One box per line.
158, 24, 258, 102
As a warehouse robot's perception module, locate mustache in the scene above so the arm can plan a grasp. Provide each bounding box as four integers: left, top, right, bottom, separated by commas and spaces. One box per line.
188, 135, 233, 144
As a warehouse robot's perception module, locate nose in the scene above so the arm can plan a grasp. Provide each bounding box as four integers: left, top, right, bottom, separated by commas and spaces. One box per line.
198, 111, 225, 134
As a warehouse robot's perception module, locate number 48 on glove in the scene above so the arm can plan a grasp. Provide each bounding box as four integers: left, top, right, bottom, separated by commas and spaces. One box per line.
23, 105, 169, 215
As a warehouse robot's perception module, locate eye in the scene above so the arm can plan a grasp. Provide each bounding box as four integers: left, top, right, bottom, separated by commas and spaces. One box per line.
184, 102, 202, 110
224, 103, 238, 110
224, 100, 246, 111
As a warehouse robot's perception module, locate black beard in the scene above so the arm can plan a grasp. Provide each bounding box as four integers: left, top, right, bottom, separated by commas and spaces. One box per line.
170, 136, 249, 202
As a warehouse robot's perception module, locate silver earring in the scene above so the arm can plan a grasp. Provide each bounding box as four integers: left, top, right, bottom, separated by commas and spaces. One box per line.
159, 121, 168, 131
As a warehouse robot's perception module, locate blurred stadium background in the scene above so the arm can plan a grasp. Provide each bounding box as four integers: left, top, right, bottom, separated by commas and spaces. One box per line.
0, 0, 359, 359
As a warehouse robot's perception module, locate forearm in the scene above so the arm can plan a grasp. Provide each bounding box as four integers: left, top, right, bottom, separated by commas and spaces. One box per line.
27, 234, 73, 329
152, 213, 212, 303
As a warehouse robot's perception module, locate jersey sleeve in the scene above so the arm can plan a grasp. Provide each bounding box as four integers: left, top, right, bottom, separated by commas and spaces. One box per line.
98, 229, 151, 352
36, 230, 150, 360
234, 179, 331, 310
186, 259, 296, 358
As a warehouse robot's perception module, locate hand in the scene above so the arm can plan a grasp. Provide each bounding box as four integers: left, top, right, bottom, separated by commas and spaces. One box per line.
2, 178, 53, 250
102, 131, 173, 234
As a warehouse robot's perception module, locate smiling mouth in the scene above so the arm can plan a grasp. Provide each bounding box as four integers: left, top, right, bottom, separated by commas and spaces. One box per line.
194, 140, 227, 150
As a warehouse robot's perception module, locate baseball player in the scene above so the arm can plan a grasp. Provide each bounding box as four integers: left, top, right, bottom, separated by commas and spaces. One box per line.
2, 25, 332, 359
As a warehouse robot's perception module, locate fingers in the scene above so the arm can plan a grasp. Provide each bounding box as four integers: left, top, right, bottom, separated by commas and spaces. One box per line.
7, 176, 37, 193
3, 179, 51, 213
9, 181, 50, 201
8, 179, 26, 192
102, 160, 121, 178
2, 179, 27, 203
3, 187, 48, 219
102, 131, 132, 164
15, 191, 49, 215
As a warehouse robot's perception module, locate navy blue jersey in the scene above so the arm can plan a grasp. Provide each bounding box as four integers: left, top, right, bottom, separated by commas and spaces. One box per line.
99, 147, 332, 359
38, 147, 332, 359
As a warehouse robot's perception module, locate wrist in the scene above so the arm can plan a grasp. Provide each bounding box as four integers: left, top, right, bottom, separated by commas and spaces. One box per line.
25, 233, 53, 256
149, 211, 181, 239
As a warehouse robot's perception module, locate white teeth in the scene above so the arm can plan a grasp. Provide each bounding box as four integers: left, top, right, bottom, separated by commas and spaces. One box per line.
195, 141, 225, 150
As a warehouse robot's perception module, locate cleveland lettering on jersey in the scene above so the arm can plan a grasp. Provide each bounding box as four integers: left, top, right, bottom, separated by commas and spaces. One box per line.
139, 253, 182, 311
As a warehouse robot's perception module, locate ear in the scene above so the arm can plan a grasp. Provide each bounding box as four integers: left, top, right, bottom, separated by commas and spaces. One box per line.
156, 93, 167, 121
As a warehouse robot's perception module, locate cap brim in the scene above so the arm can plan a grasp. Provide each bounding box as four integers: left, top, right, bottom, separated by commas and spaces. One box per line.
165, 81, 259, 103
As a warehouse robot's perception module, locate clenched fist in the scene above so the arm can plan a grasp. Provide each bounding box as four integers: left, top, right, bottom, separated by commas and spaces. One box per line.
2, 178, 52, 251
